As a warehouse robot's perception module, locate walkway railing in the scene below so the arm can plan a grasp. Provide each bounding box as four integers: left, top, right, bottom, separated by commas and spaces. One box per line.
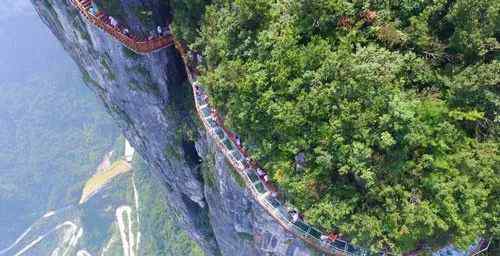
192, 83, 371, 256
68, 2, 491, 254
176, 41, 491, 256
470, 239, 491, 256
175, 39, 371, 255
70, 0, 174, 54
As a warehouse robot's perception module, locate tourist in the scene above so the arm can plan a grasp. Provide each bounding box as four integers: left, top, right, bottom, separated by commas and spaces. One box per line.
109, 16, 118, 27
295, 152, 306, 170
270, 190, 278, 198
235, 135, 241, 147
256, 168, 268, 182
157, 26, 163, 36
123, 28, 130, 36
320, 234, 329, 242
288, 210, 299, 223
321, 231, 338, 243
298, 212, 304, 221
243, 157, 252, 168
148, 31, 156, 40
162, 26, 170, 36
328, 232, 338, 242
89, 2, 99, 15
249, 159, 257, 167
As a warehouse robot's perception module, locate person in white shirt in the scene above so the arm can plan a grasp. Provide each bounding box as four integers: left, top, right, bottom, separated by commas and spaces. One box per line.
109, 16, 118, 27
288, 210, 299, 223
235, 135, 241, 147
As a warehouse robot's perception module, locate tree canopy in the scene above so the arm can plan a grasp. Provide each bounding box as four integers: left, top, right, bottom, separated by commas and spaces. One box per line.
171, 0, 499, 253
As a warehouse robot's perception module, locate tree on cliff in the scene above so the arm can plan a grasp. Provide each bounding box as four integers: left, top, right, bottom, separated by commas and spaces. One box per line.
171, 0, 499, 253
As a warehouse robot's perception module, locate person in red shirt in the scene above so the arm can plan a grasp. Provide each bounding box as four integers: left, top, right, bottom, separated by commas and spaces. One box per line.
327, 232, 338, 242
321, 231, 338, 243
256, 168, 269, 182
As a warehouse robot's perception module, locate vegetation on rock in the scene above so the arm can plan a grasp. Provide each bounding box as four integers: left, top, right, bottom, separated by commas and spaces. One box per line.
134, 159, 204, 256
172, 0, 499, 253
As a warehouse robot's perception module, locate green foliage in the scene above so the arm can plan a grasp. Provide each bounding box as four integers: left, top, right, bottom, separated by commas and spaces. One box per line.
191, 0, 500, 253
165, 143, 182, 161
448, 61, 500, 138
122, 46, 140, 59
94, 0, 126, 22
125, 65, 161, 96
228, 163, 245, 188
80, 173, 130, 252
82, 69, 99, 87
201, 152, 217, 188
134, 159, 204, 256
0, 70, 119, 246
72, 17, 91, 42
100, 56, 116, 81
133, 6, 155, 28
446, 1, 499, 63
169, 0, 211, 43
237, 232, 253, 241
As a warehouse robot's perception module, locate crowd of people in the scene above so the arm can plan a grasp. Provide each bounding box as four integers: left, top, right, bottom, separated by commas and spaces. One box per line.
88, 1, 171, 42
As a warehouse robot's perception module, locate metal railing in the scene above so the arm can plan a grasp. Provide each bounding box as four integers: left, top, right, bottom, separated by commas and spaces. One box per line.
190, 79, 371, 256
68, 1, 489, 254
70, 0, 174, 54
470, 239, 491, 256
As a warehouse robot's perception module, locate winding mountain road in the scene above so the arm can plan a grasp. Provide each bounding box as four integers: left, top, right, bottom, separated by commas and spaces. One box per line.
1, 140, 138, 256
13, 221, 78, 256
116, 205, 136, 256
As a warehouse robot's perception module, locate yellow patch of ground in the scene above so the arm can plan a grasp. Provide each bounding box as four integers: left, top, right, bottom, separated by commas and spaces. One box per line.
79, 160, 132, 204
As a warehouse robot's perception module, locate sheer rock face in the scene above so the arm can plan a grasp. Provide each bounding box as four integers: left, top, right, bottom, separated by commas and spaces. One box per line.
30, 1, 315, 255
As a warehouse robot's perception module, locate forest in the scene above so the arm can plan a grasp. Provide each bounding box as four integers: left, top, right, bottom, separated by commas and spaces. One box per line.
170, 0, 499, 253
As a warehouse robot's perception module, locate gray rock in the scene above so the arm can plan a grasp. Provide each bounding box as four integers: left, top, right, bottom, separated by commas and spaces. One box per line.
30, 0, 318, 255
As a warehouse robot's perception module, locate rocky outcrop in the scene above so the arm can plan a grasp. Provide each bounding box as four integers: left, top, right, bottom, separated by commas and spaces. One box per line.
30, 1, 316, 255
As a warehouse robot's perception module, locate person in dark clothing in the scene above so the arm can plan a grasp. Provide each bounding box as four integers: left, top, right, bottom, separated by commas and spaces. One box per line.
288, 210, 299, 223
235, 135, 241, 147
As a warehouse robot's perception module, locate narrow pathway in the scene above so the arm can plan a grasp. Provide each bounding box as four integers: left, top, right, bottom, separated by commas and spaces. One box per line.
0, 207, 78, 256
51, 227, 81, 256
125, 140, 135, 163
132, 174, 142, 251
13, 221, 78, 256
70, 0, 173, 54
69, 0, 367, 254
70, 2, 490, 255
0, 225, 34, 255
77, 250, 93, 256
186, 65, 369, 256
100, 237, 116, 256
50, 247, 60, 256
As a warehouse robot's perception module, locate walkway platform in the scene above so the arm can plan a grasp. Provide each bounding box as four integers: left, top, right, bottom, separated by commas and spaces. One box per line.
68, 2, 490, 255
71, 0, 174, 54
176, 41, 371, 255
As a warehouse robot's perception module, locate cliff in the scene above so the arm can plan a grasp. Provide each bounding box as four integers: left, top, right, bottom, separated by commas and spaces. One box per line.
30, 0, 317, 255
